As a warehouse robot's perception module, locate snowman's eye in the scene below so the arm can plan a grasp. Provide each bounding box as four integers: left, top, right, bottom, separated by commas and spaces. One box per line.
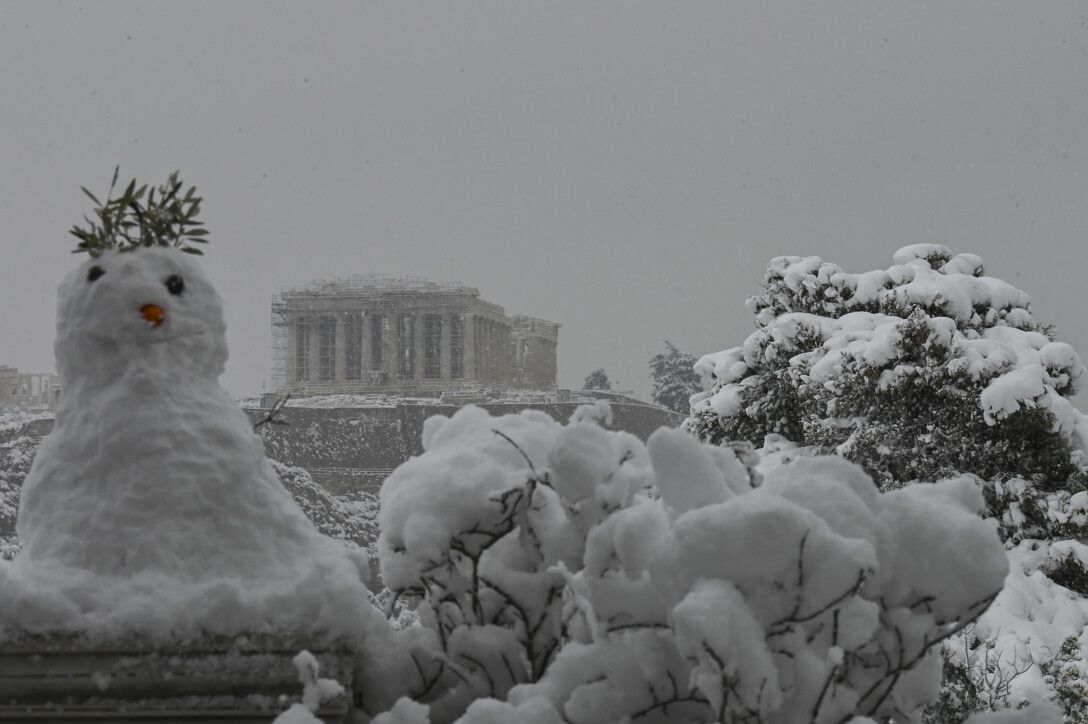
87, 266, 105, 282
165, 274, 185, 296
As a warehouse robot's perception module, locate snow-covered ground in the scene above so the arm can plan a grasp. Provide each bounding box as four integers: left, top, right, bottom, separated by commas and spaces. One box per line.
4, 404, 1086, 716
241, 388, 647, 410
978, 540, 1088, 703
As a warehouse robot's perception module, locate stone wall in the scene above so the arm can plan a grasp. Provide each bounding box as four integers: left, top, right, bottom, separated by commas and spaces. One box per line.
247, 400, 682, 494
1, 401, 681, 504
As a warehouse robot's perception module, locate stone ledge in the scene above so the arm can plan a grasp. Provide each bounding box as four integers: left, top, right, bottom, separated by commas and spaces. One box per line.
0, 634, 355, 722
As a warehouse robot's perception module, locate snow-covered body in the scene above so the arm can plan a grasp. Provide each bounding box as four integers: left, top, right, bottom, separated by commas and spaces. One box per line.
3, 248, 379, 642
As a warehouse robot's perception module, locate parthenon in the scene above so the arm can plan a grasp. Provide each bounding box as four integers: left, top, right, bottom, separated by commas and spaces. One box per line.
271, 275, 559, 395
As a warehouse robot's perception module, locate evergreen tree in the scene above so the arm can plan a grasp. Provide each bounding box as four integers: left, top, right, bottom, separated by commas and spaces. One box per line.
582, 367, 611, 390
685, 244, 1087, 491
649, 340, 702, 413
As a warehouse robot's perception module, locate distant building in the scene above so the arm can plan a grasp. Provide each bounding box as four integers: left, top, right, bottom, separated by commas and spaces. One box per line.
511, 315, 560, 390
0, 366, 60, 410
271, 275, 559, 396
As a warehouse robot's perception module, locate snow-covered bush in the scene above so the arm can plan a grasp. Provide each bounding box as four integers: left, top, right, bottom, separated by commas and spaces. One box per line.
986, 475, 1088, 546
1044, 552, 1088, 597
270, 459, 378, 551
1040, 636, 1088, 723
951, 538, 1088, 721
375, 403, 1008, 723
923, 628, 1033, 723
686, 245, 1088, 491
0, 434, 38, 560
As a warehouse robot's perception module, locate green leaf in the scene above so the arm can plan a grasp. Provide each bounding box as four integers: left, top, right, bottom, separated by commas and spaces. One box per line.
69, 167, 210, 256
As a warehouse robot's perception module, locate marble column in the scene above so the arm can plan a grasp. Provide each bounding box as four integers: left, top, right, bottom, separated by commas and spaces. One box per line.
308, 315, 321, 383
361, 312, 372, 379
382, 315, 393, 380
486, 318, 494, 382
463, 313, 476, 380
440, 314, 451, 380
334, 316, 347, 382
413, 313, 425, 380
500, 322, 510, 384
481, 317, 488, 380
285, 312, 298, 385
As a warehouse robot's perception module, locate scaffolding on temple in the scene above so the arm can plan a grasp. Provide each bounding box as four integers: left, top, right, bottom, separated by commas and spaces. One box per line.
273, 275, 471, 389
270, 274, 558, 397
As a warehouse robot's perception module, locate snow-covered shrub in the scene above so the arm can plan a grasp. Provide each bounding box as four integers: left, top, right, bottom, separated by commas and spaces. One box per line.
376, 403, 1008, 723
686, 245, 1088, 491
986, 476, 1088, 545
924, 629, 1033, 723
959, 539, 1088, 720
0, 435, 38, 560
270, 459, 378, 551
1039, 636, 1088, 723
1044, 553, 1088, 597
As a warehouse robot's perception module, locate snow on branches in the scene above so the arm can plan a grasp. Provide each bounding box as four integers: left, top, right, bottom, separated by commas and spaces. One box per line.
375, 403, 1008, 723
685, 245, 1088, 489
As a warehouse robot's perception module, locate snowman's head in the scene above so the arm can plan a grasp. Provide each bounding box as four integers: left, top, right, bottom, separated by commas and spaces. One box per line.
55, 247, 228, 385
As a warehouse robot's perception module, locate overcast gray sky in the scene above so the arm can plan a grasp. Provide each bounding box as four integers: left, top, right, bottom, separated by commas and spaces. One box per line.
2, 2, 1087, 401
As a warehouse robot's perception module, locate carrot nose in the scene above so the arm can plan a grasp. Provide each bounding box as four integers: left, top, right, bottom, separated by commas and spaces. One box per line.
141, 304, 166, 328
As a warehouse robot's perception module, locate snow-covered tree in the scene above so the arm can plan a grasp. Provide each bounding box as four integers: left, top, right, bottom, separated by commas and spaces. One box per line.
582, 368, 612, 391
683, 245, 1088, 720
374, 402, 1009, 723
649, 340, 701, 414
685, 245, 1088, 491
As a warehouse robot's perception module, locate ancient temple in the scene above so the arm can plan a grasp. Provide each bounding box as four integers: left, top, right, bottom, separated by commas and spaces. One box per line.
271, 275, 559, 396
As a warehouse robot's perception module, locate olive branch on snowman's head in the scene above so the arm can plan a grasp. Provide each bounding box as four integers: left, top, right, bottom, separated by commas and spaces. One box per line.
69, 167, 208, 257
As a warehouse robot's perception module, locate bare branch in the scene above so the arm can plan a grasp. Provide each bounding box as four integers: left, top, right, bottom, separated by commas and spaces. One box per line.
253, 393, 291, 432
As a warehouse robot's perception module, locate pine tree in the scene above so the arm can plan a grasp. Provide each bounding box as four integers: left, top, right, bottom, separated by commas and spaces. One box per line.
582, 368, 612, 390
685, 244, 1086, 490
649, 340, 702, 413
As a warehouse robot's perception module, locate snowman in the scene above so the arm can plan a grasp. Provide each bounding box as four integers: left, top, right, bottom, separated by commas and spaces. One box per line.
8, 244, 382, 642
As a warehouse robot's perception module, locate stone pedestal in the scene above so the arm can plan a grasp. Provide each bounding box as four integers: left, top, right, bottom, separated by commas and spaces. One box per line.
0, 634, 356, 722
